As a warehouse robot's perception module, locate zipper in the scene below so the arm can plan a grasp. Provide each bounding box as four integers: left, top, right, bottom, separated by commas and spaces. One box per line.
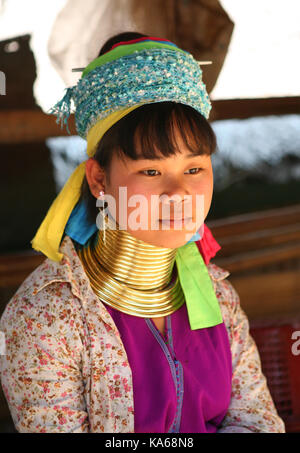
146, 317, 184, 433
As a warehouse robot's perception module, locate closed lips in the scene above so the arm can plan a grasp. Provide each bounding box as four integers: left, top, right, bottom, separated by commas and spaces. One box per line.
159, 217, 192, 221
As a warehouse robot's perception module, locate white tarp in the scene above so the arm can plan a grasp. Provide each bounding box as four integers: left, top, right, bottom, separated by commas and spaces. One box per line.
47, 0, 234, 91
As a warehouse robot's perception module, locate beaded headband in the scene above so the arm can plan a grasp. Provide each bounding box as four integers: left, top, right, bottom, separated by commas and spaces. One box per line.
49, 39, 212, 140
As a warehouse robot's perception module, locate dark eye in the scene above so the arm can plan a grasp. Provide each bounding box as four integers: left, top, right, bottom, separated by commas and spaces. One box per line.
185, 168, 203, 175
141, 169, 160, 176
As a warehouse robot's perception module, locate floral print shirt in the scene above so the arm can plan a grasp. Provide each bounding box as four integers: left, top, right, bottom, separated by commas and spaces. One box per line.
0, 236, 285, 433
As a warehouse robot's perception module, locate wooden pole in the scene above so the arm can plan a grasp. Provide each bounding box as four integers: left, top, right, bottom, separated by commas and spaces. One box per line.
0, 97, 299, 144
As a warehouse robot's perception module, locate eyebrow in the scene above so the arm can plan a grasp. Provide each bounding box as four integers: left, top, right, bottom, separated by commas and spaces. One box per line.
134, 152, 204, 161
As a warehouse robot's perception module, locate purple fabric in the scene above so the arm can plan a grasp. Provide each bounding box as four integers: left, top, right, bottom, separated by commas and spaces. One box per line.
105, 302, 232, 433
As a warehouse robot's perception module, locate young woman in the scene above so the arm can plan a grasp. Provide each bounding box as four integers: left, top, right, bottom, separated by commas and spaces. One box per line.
0, 32, 285, 433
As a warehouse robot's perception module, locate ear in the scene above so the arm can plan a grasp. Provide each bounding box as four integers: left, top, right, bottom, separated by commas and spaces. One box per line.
85, 158, 106, 199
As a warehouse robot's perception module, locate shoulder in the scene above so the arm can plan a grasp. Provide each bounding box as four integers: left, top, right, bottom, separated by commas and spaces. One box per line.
207, 261, 243, 340
207, 261, 239, 308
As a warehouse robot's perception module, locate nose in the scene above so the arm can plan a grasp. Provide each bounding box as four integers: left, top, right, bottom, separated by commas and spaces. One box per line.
160, 177, 190, 204
159, 178, 191, 220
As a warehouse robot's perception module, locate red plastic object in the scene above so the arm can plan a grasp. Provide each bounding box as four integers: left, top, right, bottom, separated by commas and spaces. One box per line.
250, 319, 300, 433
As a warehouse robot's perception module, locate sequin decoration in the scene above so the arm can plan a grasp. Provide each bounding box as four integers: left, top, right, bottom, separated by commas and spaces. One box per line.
49, 48, 212, 138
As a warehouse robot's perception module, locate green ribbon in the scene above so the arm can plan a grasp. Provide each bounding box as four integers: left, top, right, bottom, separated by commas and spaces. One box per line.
175, 241, 223, 330
82, 41, 186, 78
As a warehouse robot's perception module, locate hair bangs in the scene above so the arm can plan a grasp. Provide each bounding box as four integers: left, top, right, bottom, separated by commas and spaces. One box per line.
114, 102, 216, 163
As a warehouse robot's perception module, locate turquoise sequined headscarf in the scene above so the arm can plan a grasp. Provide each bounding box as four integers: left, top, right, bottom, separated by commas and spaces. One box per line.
51, 37, 212, 141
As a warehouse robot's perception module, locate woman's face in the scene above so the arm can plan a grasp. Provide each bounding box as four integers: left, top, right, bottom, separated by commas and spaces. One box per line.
87, 124, 214, 249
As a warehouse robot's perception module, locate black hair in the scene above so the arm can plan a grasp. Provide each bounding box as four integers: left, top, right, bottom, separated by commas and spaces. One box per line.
99, 31, 147, 55
80, 32, 217, 224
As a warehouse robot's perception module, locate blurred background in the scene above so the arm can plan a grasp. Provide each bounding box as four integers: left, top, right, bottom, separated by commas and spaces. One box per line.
0, 0, 300, 433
